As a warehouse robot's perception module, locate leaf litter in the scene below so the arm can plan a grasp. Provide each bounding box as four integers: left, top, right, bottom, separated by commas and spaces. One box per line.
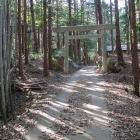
100, 55, 140, 140
1, 55, 140, 140
0, 59, 71, 140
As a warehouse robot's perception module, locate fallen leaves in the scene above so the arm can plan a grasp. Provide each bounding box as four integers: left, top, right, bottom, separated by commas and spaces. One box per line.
0, 59, 71, 140
102, 55, 140, 140
49, 77, 94, 139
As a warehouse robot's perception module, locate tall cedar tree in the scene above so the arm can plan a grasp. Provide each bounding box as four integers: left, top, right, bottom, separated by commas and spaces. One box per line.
68, 0, 73, 59
56, 0, 60, 50
94, 0, 102, 55
18, 0, 23, 77
48, 0, 53, 69
128, 0, 139, 96
114, 0, 126, 66
110, 0, 114, 53
30, 0, 39, 52
24, 0, 28, 64
43, 0, 49, 76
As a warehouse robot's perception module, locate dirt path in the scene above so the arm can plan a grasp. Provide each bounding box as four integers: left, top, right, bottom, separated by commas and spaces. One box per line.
24, 66, 112, 140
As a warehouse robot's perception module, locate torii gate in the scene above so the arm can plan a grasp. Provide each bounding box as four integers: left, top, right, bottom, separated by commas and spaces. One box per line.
52, 24, 116, 74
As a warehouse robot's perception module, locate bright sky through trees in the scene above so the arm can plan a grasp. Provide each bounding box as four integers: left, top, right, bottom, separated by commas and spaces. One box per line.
104, 0, 125, 8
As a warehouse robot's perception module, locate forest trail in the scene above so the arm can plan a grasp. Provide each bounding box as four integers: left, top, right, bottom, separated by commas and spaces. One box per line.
24, 66, 112, 140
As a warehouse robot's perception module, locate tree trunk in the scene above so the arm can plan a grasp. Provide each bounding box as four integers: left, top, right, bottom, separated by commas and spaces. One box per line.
43, 0, 49, 76
56, 0, 60, 50
0, 0, 7, 124
114, 0, 126, 66
14, 0, 18, 70
138, 0, 140, 42
18, 0, 24, 77
68, 0, 73, 59
30, 0, 39, 52
48, 0, 53, 70
24, 0, 28, 64
94, 0, 102, 55
128, 0, 139, 96
125, 0, 130, 55
110, 0, 114, 53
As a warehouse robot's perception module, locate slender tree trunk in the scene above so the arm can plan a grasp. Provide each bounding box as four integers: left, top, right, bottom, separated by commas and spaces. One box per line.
68, 0, 73, 59
94, 0, 102, 55
24, 0, 28, 64
138, 0, 140, 42
30, 0, 39, 52
38, 28, 40, 50
110, 0, 114, 53
114, 0, 126, 66
18, 0, 23, 77
56, 0, 60, 50
43, 0, 49, 76
48, 0, 53, 70
125, 0, 130, 55
21, 24, 24, 54
83, 43, 86, 65
128, 0, 139, 96
14, 0, 18, 70
0, 0, 7, 124
6, 0, 12, 118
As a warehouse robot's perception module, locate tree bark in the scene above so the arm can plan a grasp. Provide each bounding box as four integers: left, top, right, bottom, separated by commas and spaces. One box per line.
125, 0, 130, 55
128, 0, 139, 96
18, 0, 24, 77
114, 0, 126, 66
68, 0, 73, 59
94, 0, 102, 55
24, 0, 28, 64
30, 0, 39, 52
43, 0, 49, 76
0, 0, 7, 124
110, 0, 114, 53
48, 0, 53, 70
56, 0, 60, 50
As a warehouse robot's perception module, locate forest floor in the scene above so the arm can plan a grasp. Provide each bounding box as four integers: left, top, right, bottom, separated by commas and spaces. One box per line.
24, 66, 112, 140
0, 54, 140, 140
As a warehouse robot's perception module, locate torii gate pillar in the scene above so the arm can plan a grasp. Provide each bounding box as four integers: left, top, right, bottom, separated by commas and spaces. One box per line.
101, 29, 107, 73
64, 31, 69, 74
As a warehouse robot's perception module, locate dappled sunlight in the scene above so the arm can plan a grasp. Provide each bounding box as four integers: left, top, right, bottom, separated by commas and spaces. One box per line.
86, 86, 104, 91
83, 104, 109, 123
25, 66, 112, 140
50, 101, 69, 109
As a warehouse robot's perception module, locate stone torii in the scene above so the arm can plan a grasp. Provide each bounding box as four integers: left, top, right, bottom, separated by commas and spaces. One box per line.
52, 24, 116, 74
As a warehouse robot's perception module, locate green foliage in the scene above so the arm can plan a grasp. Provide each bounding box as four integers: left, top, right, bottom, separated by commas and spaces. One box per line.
29, 52, 43, 60
52, 48, 64, 58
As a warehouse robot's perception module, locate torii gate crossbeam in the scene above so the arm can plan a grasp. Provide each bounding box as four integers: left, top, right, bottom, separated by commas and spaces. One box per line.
52, 24, 116, 74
